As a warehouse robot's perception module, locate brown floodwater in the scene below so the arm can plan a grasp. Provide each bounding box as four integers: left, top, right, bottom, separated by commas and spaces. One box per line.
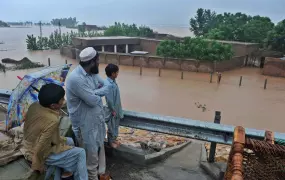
1, 27, 285, 133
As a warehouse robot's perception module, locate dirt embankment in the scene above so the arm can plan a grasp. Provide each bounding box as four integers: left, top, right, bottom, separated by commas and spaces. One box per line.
0, 57, 44, 72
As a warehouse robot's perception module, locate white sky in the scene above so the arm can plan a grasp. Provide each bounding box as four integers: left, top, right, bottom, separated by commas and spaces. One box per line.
1, 0, 284, 26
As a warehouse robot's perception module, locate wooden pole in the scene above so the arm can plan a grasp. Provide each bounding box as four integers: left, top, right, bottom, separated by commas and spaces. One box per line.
230, 126, 245, 180
181, 71, 184, 79
158, 68, 161, 77
209, 111, 221, 163
239, 76, 243, 87
264, 79, 267, 89
48, 58, 51, 66
210, 72, 213, 83
140, 65, 142, 76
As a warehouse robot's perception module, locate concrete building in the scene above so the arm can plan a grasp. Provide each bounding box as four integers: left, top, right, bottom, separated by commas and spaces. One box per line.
72, 36, 142, 54
71, 36, 259, 57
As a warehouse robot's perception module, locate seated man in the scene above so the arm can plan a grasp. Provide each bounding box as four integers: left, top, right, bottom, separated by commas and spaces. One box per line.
22, 83, 88, 180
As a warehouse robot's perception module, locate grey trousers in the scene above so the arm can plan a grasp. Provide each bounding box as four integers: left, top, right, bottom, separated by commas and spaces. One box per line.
107, 116, 120, 143
45, 138, 88, 180
75, 129, 106, 180
86, 145, 106, 180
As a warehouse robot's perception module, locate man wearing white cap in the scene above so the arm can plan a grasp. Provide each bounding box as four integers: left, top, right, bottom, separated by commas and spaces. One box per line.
66, 47, 111, 180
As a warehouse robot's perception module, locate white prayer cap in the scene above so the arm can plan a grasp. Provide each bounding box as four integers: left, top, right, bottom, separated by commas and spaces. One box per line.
79, 47, 97, 62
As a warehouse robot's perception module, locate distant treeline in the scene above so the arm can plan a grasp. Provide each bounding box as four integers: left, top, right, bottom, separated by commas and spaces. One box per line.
26, 22, 156, 50
51, 17, 78, 27
0, 20, 10, 27
7, 21, 33, 26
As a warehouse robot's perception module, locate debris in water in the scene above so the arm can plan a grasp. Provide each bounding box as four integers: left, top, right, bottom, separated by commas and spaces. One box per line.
1, 57, 44, 71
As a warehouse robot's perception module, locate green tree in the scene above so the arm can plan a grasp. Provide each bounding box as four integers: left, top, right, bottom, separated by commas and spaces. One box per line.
243, 17, 274, 45
156, 37, 233, 61
265, 20, 285, 53
191, 8, 275, 45
103, 22, 154, 37
0, 20, 10, 27
51, 17, 78, 27
190, 8, 217, 37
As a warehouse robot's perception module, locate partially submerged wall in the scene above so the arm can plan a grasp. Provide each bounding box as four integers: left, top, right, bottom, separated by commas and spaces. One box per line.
101, 52, 244, 73
60, 46, 245, 73
263, 57, 285, 77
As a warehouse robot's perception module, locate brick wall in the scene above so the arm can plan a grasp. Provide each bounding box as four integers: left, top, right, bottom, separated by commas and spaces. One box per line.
101, 52, 245, 73
60, 46, 245, 73
139, 38, 161, 55
263, 57, 285, 77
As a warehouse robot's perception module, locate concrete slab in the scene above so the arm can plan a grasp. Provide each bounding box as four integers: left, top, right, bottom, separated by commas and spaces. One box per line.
109, 141, 190, 165
199, 141, 227, 180
106, 142, 213, 180
200, 162, 226, 180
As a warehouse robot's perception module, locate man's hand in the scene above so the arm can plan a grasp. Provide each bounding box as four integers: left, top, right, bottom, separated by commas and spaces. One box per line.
32, 155, 45, 173
112, 111, 116, 117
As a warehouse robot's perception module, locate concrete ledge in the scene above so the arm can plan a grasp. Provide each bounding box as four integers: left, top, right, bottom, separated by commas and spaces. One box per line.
200, 161, 226, 180
107, 141, 190, 165
199, 143, 226, 180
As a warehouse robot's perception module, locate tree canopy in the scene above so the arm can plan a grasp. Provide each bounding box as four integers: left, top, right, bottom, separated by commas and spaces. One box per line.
190, 8, 285, 52
0, 20, 10, 27
51, 17, 78, 27
103, 22, 154, 37
265, 20, 285, 53
156, 37, 234, 62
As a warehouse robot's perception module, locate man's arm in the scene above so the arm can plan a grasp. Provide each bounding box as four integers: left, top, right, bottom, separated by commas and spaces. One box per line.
68, 78, 102, 107
32, 121, 58, 171
95, 74, 105, 86
94, 83, 111, 97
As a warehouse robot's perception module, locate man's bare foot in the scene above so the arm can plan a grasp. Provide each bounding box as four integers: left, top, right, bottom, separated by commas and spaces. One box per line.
109, 142, 119, 148
61, 172, 73, 178
114, 140, 121, 145
99, 173, 112, 180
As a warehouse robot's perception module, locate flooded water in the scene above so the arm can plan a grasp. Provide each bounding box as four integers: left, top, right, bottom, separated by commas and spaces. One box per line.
1, 27, 285, 133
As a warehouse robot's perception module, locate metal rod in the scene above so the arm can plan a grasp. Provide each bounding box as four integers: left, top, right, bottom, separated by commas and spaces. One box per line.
48, 58, 51, 66
159, 69, 161, 77
140, 65, 142, 76
210, 72, 213, 83
239, 76, 243, 87
181, 71, 184, 79
264, 79, 267, 89
209, 111, 221, 163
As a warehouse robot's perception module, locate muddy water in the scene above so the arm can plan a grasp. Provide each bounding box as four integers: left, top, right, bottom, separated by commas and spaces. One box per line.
1, 27, 285, 133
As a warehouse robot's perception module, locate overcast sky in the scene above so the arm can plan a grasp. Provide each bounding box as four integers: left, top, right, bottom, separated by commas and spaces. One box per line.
1, 0, 284, 26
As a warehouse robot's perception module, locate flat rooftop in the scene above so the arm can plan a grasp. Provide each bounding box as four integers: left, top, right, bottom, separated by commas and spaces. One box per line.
78, 36, 138, 40
73, 36, 141, 46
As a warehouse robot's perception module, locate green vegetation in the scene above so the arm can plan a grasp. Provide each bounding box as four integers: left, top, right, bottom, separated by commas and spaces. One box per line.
26, 22, 155, 50
0, 20, 10, 27
190, 8, 285, 53
265, 20, 285, 53
26, 30, 102, 50
51, 17, 78, 27
7, 21, 33, 26
103, 22, 154, 37
156, 37, 233, 61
